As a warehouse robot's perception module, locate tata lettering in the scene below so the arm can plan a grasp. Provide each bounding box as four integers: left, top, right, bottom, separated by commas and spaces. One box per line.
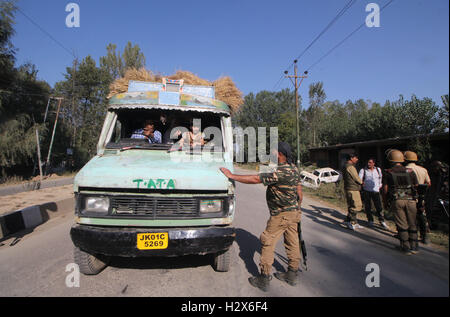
133, 178, 176, 189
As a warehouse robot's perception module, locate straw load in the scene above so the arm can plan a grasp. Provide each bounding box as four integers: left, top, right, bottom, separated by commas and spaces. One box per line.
108, 68, 243, 113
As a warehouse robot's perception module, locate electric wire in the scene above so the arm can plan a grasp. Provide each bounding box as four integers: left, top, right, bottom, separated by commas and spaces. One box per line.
272, 0, 357, 91
16, 7, 76, 59
305, 0, 395, 72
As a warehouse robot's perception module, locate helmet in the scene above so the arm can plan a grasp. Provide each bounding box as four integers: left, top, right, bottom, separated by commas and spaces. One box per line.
404, 151, 418, 162
386, 149, 404, 163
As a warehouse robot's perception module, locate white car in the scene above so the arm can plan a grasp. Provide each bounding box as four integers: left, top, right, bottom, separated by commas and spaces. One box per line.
300, 171, 320, 189
312, 168, 341, 183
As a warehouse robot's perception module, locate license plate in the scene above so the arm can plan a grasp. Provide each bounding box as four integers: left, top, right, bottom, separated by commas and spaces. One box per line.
137, 232, 169, 250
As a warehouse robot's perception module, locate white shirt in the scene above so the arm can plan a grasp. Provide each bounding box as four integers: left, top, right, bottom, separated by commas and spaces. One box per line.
359, 167, 382, 192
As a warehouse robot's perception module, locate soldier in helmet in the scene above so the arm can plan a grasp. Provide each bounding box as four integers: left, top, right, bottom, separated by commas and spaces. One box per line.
404, 151, 431, 244
382, 150, 419, 254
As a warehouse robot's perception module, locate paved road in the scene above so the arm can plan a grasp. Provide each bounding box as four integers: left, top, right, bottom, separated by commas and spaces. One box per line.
0, 176, 448, 297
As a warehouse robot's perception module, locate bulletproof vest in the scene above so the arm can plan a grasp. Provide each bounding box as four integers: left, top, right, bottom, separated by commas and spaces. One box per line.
387, 168, 416, 200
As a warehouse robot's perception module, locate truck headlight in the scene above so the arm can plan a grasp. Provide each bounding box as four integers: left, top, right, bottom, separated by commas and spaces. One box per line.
200, 199, 222, 213
228, 196, 235, 215
84, 197, 110, 213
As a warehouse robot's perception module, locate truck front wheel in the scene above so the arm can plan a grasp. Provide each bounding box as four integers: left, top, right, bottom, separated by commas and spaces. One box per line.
74, 246, 109, 275
212, 245, 233, 272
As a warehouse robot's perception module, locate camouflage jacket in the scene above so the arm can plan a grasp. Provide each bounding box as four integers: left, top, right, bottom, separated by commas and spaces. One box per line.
259, 163, 301, 216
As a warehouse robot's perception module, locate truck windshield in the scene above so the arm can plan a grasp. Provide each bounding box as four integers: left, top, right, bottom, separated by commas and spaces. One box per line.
106, 108, 224, 152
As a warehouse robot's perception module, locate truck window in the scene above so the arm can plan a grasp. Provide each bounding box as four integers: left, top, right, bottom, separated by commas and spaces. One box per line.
106, 109, 224, 152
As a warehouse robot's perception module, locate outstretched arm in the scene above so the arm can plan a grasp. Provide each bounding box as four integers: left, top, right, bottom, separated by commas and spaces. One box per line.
219, 168, 261, 184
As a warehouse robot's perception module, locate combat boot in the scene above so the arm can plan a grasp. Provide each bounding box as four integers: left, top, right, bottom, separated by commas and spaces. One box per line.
274, 268, 298, 286
421, 233, 429, 245
410, 239, 419, 254
398, 241, 413, 255
248, 274, 272, 292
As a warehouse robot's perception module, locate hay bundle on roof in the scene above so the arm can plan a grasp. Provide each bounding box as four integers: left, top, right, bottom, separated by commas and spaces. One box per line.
213, 76, 243, 114
108, 68, 161, 98
168, 70, 212, 86
108, 68, 243, 113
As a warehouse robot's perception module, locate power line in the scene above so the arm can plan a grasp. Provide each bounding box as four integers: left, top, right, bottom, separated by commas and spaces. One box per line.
272, 0, 357, 91
305, 0, 395, 72
294, 0, 357, 65
16, 7, 76, 59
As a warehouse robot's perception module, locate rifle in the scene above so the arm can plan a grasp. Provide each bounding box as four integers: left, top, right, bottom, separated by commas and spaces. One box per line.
438, 199, 449, 218
297, 221, 307, 271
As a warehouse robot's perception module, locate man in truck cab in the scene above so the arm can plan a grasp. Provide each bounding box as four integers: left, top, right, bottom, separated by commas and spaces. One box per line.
131, 120, 162, 144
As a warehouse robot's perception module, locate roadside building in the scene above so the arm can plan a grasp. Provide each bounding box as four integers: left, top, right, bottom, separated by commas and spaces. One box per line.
308, 132, 449, 170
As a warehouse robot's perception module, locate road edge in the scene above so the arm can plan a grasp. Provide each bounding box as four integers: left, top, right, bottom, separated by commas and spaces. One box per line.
0, 197, 74, 240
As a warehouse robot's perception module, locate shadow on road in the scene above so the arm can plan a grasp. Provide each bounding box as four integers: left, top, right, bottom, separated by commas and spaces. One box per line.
107, 254, 214, 271
303, 204, 447, 258
303, 205, 400, 252
235, 228, 285, 276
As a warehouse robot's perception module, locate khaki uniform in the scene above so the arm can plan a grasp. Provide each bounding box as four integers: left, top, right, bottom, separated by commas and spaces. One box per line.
259, 163, 302, 275
406, 163, 431, 185
406, 162, 431, 241
383, 165, 419, 251
343, 163, 363, 223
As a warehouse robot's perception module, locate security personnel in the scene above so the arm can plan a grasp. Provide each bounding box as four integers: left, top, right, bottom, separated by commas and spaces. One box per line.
382, 150, 419, 254
404, 151, 431, 244
219, 142, 302, 292
342, 152, 363, 230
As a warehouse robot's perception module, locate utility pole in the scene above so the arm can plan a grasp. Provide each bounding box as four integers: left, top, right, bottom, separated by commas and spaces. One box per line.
35, 128, 43, 183
285, 60, 308, 169
45, 97, 63, 174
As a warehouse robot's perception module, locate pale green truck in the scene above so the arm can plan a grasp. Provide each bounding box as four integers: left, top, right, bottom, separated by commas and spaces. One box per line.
70, 79, 236, 274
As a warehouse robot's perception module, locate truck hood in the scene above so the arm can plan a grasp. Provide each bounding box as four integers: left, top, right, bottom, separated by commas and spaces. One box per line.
74, 150, 233, 191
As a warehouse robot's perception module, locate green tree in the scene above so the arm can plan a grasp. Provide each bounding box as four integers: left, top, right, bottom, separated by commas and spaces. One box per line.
233, 89, 299, 162
306, 81, 326, 147
0, 2, 54, 179
439, 94, 449, 128
100, 41, 146, 79
54, 56, 110, 165
0, 0, 17, 115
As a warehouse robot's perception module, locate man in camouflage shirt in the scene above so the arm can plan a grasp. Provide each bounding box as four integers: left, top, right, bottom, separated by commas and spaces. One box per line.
220, 142, 303, 292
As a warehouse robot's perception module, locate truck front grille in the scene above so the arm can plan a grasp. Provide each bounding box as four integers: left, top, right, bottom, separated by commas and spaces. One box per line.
111, 196, 198, 216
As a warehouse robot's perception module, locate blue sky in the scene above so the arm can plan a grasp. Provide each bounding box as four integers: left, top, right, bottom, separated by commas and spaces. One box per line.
12, 0, 449, 107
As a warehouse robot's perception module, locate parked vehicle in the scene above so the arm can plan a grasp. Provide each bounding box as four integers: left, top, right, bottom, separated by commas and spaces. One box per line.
300, 171, 321, 189
313, 168, 341, 183
70, 79, 236, 275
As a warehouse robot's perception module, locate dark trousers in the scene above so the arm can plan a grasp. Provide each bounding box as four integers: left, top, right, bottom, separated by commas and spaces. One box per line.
362, 190, 384, 222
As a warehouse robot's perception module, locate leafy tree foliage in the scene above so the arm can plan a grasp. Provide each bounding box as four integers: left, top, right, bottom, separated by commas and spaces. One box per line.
0, 3, 148, 179
53, 42, 147, 168
0, 2, 54, 179
100, 41, 146, 79
234, 82, 449, 165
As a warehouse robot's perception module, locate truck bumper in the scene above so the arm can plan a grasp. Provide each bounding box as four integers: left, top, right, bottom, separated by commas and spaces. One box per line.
70, 224, 236, 257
